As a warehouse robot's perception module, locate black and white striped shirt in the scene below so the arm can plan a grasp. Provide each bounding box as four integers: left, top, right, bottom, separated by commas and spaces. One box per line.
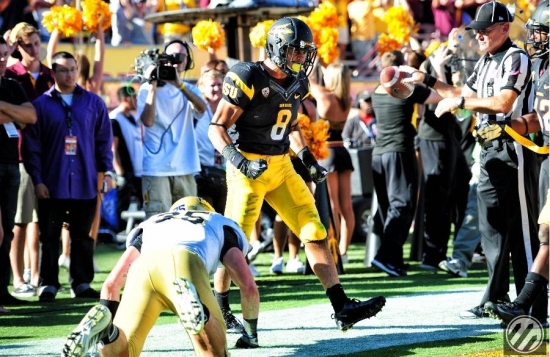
466, 38, 533, 127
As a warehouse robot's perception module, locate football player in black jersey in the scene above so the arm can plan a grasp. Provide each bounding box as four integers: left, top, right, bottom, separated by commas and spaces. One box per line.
208, 17, 385, 338
493, 0, 549, 325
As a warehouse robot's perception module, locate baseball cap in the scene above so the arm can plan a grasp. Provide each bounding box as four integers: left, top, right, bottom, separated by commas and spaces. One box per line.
356, 90, 372, 103
465, 1, 513, 31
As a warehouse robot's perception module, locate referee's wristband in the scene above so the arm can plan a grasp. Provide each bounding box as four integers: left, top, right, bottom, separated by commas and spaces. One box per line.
423, 74, 437, 88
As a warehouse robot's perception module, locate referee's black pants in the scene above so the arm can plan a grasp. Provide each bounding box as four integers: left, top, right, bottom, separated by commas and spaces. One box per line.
372, 151, 418, 268
477, 140, 541, 310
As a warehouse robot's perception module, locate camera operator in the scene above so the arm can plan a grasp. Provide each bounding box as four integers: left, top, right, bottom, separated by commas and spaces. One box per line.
138, 39, 207, 218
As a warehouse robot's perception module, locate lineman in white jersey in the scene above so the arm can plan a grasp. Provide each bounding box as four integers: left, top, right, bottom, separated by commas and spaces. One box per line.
61, 196, 260, 357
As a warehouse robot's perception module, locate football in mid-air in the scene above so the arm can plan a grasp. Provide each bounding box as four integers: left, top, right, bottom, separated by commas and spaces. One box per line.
380, 66, 414, 99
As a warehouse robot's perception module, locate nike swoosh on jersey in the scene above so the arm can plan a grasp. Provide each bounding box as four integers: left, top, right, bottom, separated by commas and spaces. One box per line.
294, 94, 300, 99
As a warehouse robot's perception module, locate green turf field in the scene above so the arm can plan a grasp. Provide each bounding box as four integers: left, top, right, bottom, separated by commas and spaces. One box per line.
0, 240, 544, 356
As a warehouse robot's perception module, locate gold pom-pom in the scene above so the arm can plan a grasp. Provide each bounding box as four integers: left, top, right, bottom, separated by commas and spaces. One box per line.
376, 33, 402, 55
249, 20, 274, 49
316, 27, 339, 66
42, 5, 83, 38
376, 6, 417, 55
81, 0, 112, 33
309, 2, 339, 29
192, 20, 225, 51
307, 2, 340, 65
297, 114, 330, 160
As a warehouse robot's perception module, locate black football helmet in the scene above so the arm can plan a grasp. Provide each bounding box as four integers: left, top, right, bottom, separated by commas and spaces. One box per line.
525, 0, 549, 58
265, 17, 317, 77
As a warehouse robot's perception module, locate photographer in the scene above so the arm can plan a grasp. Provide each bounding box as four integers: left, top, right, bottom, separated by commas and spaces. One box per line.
138, 39, 207, 218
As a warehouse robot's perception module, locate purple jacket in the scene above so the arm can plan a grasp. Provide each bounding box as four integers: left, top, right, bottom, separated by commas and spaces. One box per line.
23, 85, 113, 200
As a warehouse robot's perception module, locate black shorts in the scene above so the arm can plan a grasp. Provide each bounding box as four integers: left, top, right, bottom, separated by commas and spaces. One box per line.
319, 146, 354, 173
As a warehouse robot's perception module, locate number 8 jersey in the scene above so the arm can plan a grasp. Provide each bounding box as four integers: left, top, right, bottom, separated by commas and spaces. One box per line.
222, 61, 311, 155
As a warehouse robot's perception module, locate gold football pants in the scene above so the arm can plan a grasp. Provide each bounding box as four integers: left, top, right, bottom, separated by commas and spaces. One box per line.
224, 152, 327, 243
113, 249, 225, 356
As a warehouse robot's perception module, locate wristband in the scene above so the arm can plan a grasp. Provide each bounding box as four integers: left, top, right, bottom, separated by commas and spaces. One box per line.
297, 147, 316, 167
221, 143, 245, 169
423, 74, 437, 88
180, 82, 186, 91
104, 171, 114, 178
520, 116, 529, 135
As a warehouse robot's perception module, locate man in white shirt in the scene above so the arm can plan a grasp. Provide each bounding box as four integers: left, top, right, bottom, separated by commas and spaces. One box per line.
138, 40, 206, 218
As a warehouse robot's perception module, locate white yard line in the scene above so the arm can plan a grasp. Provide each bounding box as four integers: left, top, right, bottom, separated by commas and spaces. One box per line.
0, 288, 505, 356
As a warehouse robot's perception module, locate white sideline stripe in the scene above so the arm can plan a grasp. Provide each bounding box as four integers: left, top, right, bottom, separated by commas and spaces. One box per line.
0, 287, 510, 356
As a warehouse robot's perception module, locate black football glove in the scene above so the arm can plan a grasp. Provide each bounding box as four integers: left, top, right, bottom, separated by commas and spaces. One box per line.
222, 144, 268, 180
297, 147, 328, 184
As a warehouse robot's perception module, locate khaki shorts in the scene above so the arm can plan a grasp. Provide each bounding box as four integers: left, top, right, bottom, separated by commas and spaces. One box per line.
15, 163, 38, 224
142, 175, 197, 218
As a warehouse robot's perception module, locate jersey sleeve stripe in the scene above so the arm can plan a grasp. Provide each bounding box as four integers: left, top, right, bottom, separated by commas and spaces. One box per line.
227, 72, 255, 100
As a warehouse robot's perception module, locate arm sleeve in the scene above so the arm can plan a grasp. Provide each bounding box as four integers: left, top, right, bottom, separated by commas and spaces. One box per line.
126, 227, 143, 252
501, 51, 531, 94
22, 101, 43, 185
111, 119, 122, 139
220, 225, 241, 261
95, 98, 114, 172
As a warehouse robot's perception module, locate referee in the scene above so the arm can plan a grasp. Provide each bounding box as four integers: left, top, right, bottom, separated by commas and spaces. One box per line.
403, 1, 541, 319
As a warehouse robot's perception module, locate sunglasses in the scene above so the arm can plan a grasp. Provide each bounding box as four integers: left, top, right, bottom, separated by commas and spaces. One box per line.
474, 23, 504, 36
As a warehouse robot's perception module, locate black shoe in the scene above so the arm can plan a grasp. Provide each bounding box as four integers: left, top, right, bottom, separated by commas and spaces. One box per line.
459, 305, 490, 319
0, 292, 28, 306
222, 310, 245, 334
39, 291, 56, 303
74, 288, 100, 299
494, 302, 525, 323
333, 296, 386, 331
420, 254, 442, 271
235, 334, 259, 349
372, 259, 407, 277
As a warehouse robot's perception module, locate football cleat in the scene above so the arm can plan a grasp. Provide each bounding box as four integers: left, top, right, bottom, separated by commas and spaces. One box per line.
174, 278, 205, 335
61, 304, 112, 357
223, 310, 245, 334
235, 333, 259, 349
494, 301, 525, 323
333, 296, 386, 331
